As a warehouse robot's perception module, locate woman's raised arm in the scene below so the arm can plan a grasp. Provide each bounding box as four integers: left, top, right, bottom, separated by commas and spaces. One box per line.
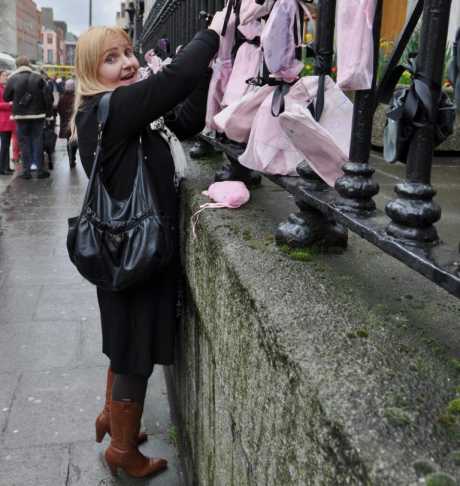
106, 30, 219, 139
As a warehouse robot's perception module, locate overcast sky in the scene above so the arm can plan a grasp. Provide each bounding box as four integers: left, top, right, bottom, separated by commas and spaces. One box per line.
35, 0, 121, 36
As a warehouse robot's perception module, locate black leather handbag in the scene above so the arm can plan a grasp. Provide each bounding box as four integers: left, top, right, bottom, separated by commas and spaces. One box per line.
67, 93, 174, 291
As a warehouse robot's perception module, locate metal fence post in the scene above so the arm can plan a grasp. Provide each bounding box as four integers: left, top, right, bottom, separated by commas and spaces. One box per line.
385, 0, 452, 244
335, 0, 383, 214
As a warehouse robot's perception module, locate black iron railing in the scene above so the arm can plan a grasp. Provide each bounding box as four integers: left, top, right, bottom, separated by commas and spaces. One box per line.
142, 0, 460, 299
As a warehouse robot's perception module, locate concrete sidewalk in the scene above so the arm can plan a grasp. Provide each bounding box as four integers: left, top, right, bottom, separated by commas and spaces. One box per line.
0, 141, 183, 486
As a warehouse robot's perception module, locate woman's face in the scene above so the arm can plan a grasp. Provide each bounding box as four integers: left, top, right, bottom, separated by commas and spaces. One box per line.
98, 35, 139, 90
0, 72, 8, 85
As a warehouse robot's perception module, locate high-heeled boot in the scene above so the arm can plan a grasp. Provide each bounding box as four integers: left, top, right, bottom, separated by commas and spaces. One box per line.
105, 400, 168, 478
95, 368, 147, 444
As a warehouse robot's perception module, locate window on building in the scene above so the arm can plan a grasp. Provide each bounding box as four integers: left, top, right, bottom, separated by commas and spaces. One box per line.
47, 50, 53, 63
47, 34, 53, 44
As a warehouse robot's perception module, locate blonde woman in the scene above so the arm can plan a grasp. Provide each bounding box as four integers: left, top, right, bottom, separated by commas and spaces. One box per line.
73, 17, 222, 478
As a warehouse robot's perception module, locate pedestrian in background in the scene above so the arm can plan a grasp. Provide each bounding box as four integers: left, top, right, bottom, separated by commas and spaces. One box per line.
72, 14, 223, 478
57, 78, 77, 168
0, 70, 15, 175
3, 56, 53, 179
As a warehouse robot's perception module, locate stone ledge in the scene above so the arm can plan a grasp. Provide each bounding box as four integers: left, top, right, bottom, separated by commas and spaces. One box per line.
168, 146, 460, 485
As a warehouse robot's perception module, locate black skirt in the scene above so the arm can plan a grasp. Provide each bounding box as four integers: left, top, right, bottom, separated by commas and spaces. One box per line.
97, 261, 179, 378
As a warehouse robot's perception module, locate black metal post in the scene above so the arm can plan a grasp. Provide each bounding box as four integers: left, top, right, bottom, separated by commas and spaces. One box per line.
276, 0, 347, 251
385, 0, 451, 244
298, 0, 336, 192
134, 0, 145, 57
335, 0, 383, 214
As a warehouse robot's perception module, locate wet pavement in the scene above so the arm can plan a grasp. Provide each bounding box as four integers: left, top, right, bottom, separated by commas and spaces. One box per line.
0, 141, 183, 486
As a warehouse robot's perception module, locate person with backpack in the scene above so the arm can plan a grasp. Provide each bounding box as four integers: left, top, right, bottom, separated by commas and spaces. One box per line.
71, 13, 224, 478
3, 56, 53, 179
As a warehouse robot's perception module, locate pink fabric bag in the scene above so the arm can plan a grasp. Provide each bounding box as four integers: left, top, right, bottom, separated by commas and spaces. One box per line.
222, 21, 263, 107
238, 82, 308, 176
205, 8, 236, 130
213, 84, 275, 143
260, 0, 305, 82
191, 181, 251, 238
239, 0, 275, 25
279, 76, 353, 186
203, 181, 250, 208
336, 0, 377, 91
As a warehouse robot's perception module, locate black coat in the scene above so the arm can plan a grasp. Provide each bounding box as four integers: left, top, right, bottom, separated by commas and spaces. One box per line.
75, 30, 219, 376
3, 67, 53, 119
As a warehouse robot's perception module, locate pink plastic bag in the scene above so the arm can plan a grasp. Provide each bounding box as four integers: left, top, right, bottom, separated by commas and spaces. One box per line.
336, 0, 377, 91
239, 0, 275, 25
260, 0, 304, 82
222, 21, 263, 107
279, 76, 353, 186
205, 8, 236, 130
213, 84, 275, 143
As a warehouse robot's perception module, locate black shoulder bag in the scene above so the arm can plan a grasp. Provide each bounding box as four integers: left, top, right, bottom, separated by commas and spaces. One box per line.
67, 93, 174, 291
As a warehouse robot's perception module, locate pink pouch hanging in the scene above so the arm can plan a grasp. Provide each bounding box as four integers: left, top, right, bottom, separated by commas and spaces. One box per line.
240, 0, 275, 25
205, 8, 237, 130
260, 0, 305, 82
214, 83, 275, 143
222, 21, 263, 107
279, 76, 353, 186
336, 0, 377, 91
238, 81, 310, 176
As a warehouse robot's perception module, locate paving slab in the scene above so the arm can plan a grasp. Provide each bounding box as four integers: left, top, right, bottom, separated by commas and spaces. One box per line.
0, 320, 80, 373
0, 443, 70, 486
0, 372, 20, 433
34, 283, 99, 322
0, 284, 42, 323
3, 367, 107, 448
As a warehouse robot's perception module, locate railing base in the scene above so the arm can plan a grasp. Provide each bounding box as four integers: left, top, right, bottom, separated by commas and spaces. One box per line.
275, 207, 348, 252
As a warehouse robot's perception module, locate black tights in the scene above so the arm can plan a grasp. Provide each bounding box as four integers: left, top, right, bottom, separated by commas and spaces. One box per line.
112, 372, 148, 407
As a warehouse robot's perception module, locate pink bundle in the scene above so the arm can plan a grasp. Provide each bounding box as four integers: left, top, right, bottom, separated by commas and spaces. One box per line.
279, 76, 353, 186
260, 0, 305, 82
222, 21, 263, 107
336, 0, 377, 91
213, 84, 275, 143
238, 76, 353, 186
239, 0, 275, 25
238, 81, 308, 176
205, 8, 236, 130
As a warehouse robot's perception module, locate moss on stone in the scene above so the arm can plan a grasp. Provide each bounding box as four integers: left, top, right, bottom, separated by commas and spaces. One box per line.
168, 425, 178, 446
447, 398, 460, 415
448, 449, 460, 465
242, 229, 252, 241
413, 459, 437, 477
356, 329, 369, 338
278, 244, 315, 262
425, 472, 456, 486
384, 407, 413, 426
450, 358, 460, 372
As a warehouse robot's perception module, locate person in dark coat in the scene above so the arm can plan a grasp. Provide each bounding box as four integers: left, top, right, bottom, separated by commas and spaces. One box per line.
57, 79, 77, 168
73, 17, 223, 478
3, 56, 53, 179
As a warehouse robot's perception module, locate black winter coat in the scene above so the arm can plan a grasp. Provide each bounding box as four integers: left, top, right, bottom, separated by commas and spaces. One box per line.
3, 67, 53, 120
75, 30, 219, 377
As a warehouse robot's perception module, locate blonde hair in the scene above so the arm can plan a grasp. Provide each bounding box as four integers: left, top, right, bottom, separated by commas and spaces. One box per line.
70, 26, 132, 140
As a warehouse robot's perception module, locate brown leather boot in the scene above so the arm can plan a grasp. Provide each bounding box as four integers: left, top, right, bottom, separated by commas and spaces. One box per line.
105, 400, 168, 478
95, 368, 147, 444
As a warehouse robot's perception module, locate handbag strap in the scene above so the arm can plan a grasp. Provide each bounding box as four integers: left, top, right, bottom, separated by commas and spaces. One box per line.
81, 92, 112, 209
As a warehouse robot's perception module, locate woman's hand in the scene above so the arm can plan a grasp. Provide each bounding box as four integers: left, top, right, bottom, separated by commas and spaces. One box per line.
208, 9, 227, 36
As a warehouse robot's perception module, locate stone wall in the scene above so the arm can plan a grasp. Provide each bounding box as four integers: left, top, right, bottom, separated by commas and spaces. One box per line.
166, 150, 460, 485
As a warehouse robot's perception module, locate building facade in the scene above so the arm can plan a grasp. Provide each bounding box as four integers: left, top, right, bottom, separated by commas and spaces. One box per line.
16, 0, 41, 62
0, 0, 18, 58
